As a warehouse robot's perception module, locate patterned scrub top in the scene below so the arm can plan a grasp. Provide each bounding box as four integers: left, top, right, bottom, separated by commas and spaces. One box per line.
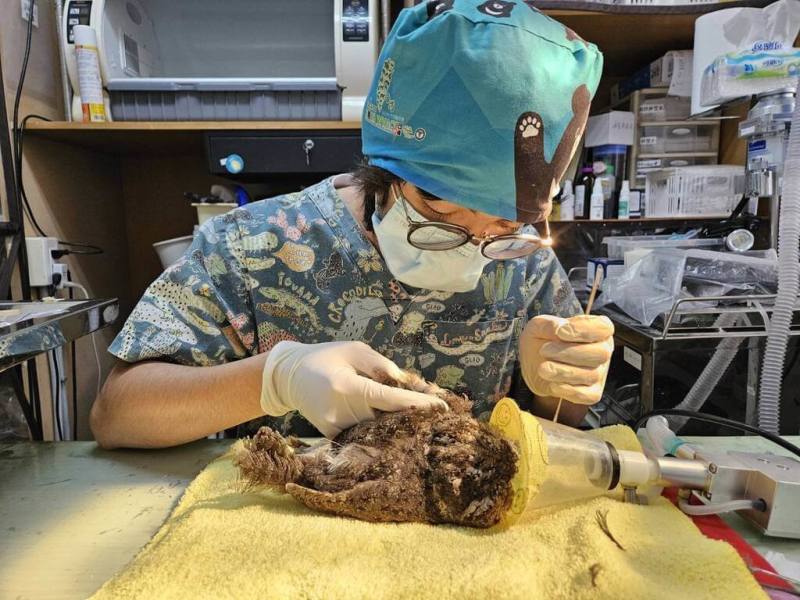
110, 177, 580, 436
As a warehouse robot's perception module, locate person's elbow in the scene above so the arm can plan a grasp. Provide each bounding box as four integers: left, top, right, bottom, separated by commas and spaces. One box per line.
89, 363, 129, 449
90, 387, 118, 449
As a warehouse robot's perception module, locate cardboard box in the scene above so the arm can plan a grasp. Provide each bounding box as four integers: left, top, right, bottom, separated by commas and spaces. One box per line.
584, 111, 635, 148
610, 51, 693, 103
651, 50, 693, 96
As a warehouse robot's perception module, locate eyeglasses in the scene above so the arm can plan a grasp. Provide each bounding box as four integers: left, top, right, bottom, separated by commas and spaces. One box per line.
399, 198, 551, 260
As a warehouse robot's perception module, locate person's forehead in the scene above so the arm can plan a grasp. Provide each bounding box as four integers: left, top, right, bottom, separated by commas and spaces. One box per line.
423, 195, 520, 225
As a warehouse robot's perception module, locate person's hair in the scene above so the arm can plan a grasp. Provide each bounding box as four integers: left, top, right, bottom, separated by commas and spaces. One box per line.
351, 159, 441, 231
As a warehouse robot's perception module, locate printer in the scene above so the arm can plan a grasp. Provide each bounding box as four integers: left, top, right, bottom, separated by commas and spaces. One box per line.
61, 0, 380, 121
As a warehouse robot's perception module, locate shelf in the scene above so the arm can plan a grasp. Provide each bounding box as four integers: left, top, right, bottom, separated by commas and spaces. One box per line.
539, 1, 771, 15
550, 216, 728, 225
25, 120, 362, 155
639, 120, 722, 127
609, 87, 675, 110
27, 121, 360, 132
0, 299, 119, 372
638, 152, 720, 159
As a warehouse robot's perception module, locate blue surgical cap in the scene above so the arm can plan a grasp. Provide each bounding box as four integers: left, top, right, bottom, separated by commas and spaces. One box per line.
362, 0, 603, 223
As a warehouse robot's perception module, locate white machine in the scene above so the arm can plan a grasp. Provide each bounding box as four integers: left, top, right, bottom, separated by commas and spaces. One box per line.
60, 0, 379, 121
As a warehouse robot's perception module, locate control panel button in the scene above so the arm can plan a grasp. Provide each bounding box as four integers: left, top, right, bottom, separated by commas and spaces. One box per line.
221, 153, 245, 174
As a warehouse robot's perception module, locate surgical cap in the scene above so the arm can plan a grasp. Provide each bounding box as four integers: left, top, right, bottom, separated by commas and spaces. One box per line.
361, 0, 603, 223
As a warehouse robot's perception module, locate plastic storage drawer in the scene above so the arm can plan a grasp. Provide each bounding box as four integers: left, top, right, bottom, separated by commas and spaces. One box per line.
639, 96, 691, 122
107, 78, 342, 122
639, 124, 715, 154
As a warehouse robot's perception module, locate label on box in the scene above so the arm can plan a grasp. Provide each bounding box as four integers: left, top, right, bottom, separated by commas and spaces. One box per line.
640, 103, 664, 115
640, 136, 657, 146
637, 159, 661, 169
623, 346, 642, 371
585, 111, 635, 147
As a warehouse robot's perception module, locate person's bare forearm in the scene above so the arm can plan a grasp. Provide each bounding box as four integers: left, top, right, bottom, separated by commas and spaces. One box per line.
90, 354, 268, 449
531, 394, 588, 426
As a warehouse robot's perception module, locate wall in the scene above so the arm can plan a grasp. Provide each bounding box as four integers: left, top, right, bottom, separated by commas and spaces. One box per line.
122, 154, 221, 297
1, 1, 132, 440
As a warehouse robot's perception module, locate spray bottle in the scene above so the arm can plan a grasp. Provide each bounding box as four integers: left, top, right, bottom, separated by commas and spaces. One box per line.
73, 25, 108, 123
618, 180, 630, 220
560, 180, 575, 221
590, 178, 604, 221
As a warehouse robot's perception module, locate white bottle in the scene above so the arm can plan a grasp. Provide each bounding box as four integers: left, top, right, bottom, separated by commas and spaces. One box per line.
618, 180, 630, 220
575, 184, 586, 219
560, 180, 575, 221
590, 179, 604, 221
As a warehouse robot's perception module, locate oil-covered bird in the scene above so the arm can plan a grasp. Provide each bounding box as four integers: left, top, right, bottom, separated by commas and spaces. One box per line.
235, 372, 518, 528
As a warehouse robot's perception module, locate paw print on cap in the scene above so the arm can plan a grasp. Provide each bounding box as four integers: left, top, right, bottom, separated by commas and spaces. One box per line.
519, 115, 540, 138
513, 86, 592, 223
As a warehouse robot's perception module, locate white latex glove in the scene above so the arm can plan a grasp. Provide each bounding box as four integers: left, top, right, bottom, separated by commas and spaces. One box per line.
518, 314, 614, 405
261, 341, 449, 438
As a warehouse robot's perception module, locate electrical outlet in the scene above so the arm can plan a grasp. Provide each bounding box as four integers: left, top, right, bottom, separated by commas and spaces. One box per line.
21, 0, 39, 28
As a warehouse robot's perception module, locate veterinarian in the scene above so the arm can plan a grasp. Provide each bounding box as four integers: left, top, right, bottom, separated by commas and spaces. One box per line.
91, 1, 614, 448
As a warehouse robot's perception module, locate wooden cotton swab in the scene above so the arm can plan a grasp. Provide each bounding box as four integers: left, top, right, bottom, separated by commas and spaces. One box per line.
552, 265, 604, 424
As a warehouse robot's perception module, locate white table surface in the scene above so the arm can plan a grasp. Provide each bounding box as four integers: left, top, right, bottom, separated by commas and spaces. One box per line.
0, 440, 232, 599
0, 436, 798, 599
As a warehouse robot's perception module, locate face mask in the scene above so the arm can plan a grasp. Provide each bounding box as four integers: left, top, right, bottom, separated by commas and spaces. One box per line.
371, 193, 492, 293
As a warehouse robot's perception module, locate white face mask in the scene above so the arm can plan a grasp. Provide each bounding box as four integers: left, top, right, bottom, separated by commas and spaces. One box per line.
371, 193, 492, 293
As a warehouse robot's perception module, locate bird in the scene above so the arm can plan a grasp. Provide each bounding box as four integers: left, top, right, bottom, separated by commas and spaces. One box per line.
235, 371, 518, 528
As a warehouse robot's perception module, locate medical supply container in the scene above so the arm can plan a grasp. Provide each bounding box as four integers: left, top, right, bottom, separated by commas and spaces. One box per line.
591, 144, 628, 188
576, 168, 595, 219
618, 180, 630, 219
639, 124, 716, 154
60, 0, 379, 121
644, 165, 746, 217
602, 235, 725, 260
590, 179, 605, 221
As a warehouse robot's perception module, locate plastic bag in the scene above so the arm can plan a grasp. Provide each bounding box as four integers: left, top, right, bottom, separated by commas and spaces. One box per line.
682, 249, 778, 291
594, 249, 687, 326
595, 248, 779, 326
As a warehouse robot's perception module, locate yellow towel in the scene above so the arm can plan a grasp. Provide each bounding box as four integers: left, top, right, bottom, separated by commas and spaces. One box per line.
92, 426, 767, 600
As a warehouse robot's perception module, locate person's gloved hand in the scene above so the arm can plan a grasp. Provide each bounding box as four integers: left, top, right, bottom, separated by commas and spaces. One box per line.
261, 341, 449, 438
518, 314, 614, 405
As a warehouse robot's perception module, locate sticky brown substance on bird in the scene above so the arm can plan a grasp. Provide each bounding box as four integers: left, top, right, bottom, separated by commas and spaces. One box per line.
235, 371, 518, 528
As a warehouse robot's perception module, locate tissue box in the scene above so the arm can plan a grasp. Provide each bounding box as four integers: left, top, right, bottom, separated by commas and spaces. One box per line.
585, 112, 635, 148
700, 47, 800, 106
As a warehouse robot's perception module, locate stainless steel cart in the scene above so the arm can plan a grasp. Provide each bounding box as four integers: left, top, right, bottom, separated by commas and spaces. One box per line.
594, 294, 800, 425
